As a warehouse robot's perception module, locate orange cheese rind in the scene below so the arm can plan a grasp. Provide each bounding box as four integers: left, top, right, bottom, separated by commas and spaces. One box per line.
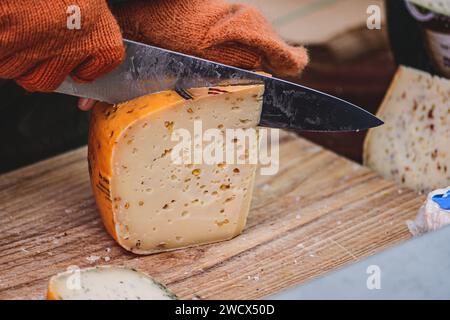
88, 85, 264, 254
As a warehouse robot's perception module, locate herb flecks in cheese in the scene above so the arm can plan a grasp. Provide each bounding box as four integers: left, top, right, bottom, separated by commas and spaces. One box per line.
88, 85, 264, 254
364, 66, 450, 193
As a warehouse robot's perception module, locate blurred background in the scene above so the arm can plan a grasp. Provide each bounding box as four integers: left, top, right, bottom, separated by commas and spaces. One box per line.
233, 0, 392, 162
0, 0, 439, 172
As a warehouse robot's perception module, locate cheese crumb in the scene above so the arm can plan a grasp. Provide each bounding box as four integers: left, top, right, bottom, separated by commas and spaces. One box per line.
86, 255, 101, 263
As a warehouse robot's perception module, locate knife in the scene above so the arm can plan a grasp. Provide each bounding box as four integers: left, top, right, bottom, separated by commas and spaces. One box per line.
56, 39, 383, 132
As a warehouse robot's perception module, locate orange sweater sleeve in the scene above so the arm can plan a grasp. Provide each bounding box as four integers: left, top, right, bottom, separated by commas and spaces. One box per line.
0, 0, 124, 92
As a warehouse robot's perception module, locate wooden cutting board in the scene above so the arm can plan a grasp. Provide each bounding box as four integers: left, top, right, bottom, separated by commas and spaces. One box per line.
0, 132, 424, 300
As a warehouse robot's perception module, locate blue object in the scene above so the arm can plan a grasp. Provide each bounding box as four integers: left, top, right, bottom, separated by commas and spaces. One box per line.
432, 190, 450, 210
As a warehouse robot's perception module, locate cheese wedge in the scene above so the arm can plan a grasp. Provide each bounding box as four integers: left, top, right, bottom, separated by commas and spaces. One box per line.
364, 66, 450, 193
47, 266, 176, 300
88, 85, 264, 254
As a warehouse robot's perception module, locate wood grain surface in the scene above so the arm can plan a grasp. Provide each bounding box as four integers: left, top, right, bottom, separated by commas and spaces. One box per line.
0, 133, 424, 300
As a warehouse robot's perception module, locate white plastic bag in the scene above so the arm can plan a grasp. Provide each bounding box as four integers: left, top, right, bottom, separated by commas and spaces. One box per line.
407, 186, 450, 236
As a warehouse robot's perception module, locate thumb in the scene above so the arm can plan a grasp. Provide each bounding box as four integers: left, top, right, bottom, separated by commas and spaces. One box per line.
78, 98, 97, 111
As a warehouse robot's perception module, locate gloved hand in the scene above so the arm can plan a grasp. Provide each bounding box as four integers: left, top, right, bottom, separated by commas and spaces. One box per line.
112, 0, 308, 78
0, 0, 125, 92
80, 0, 309, 111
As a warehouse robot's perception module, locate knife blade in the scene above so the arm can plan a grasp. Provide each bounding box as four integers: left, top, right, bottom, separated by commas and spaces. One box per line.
55, 39, 383, 132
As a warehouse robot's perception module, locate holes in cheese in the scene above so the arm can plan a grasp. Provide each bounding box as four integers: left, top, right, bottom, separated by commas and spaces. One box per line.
47, 266, 176, 300
88, 85, 264, 254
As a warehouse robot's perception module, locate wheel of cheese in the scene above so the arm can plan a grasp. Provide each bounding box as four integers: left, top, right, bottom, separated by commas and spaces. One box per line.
88, 85, 264, 254
47, 266, 176, 300
364, 66, 450, 193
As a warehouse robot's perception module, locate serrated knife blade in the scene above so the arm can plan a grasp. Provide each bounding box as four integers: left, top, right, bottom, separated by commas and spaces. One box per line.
55, 39, 383, 132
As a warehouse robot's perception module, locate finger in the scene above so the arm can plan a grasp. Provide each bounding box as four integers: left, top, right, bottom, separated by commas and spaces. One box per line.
78, 98, 97, 111
202, 4, 309, 77
16, 57, 80, 92
72, 46, 125, 83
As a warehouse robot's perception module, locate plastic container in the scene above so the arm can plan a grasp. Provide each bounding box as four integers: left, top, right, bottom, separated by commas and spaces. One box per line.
386, 0, 450, 79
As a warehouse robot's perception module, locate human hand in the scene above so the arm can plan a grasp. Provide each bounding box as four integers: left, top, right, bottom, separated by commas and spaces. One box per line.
0, 0, 125, 93
112, 0, 308, 78
78, 0, 310, 111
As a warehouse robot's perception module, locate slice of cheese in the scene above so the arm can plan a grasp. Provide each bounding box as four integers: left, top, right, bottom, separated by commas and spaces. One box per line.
364, 66, 450, 193
47, 266, 176, 300
88, 85, 264, 254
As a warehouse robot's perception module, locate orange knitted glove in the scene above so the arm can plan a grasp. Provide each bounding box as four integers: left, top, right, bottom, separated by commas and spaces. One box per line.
0, 0, 125, 92
112, 0, 308, 77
